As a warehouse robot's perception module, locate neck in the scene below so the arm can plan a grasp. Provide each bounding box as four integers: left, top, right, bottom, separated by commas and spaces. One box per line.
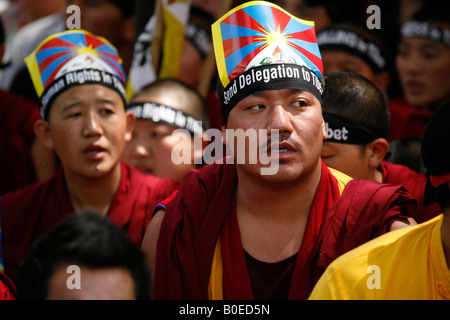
235, 161, 322, 262
64, 164, 122, 215
236, 161, 322, 221
442, 210, 450, 270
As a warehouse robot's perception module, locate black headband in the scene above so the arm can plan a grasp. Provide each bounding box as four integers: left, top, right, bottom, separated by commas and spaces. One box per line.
221, 64, 323, 120
40, 69, 126, 120
401, 21, 450, 47
317, 28, 386, 73
323, 112, 382, 145
185, 20, 211, 58
126, 102, 204, 135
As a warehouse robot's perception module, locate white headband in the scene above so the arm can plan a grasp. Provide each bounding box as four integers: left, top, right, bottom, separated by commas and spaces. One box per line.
401, 21, 450, 47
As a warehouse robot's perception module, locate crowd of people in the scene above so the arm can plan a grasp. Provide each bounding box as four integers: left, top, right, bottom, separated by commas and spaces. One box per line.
0, 0, 449, 300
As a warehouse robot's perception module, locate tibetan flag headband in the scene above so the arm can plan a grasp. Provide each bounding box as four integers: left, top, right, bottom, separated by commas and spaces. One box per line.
212, 1, 324, 119
25, 29, 127, 120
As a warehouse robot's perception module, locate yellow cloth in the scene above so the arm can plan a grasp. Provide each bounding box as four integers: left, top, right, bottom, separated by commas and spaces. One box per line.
309, 214, 450, 300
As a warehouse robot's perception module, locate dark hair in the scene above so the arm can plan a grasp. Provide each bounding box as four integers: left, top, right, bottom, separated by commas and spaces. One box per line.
17, 210, 151, 300
322, 71, 390, 138
388, 137, 426, 174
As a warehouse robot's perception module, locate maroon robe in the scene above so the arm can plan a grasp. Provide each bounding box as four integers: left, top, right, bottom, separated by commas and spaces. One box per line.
0, 90, 41, 195
380, 161, 442, 223
154, 160, 417, 300
387, 97, 434, 141
0, 161, 178, 283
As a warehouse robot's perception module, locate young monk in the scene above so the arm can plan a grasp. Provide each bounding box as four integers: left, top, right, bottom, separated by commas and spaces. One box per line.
122, 78, 208, 182
0, 30, 178, 284
388, 7, 450, 141
317, 23, 391, 95
309, 100, 450, 300
321, 71, 441, 223
141, 1, 417, 300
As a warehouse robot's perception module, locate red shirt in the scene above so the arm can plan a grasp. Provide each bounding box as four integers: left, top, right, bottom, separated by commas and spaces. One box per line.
0, 161, 178, 283
387, 97, 434, 141
380, 161, 442, 223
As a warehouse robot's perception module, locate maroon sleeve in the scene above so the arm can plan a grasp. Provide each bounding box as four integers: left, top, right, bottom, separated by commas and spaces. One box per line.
316, 179, 417, 271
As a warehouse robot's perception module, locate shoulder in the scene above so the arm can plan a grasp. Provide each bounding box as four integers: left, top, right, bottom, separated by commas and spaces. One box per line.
1, 175, 56, 207
121, 161, 179, 192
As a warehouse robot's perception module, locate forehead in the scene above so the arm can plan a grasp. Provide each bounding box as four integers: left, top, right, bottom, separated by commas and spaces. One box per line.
399, 37, 448, 50
237, 88, 317, 104
52, 85, 124, 108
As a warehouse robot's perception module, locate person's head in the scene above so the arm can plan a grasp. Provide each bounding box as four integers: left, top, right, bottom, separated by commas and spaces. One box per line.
26, 30, 135, 179
18, 0, 66, 24
396, 8, 450, 111
422, 99, 450, 211
17, 209, 151, 300
317, 23, 390, 94
122, 78, 208, 181
67, 0, 136, 73
212, 1, 325, 182
388, 137, 426, 174
178, 6, 214, 89
321, 71, 390, 181
67, 0, 136, 48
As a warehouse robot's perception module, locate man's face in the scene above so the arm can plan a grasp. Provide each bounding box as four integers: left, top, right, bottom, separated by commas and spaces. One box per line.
321, 50, 388, 93
122, 120, 196, 182
321, 141, 371, 180
44, 84, 134, 178
396, 37, 450, 110
224, 89, 325, 182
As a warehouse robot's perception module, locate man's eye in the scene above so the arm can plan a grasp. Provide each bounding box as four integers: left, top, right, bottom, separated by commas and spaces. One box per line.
248, 104, 265, 110
293, 101, 308, 108
67, 112, 81, 118
151, 131, 166, 138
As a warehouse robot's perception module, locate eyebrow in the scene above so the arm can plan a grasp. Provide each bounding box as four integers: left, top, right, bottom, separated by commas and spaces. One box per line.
61, 98, 118, 112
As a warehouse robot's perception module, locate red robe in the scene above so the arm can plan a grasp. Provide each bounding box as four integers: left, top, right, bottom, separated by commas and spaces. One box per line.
154, 161, 416, 300
380, 161, 441, 223
387, 97, 434, 141
0, 161, 178, 283
0, 272, 16, 300
0, 90, 41, 195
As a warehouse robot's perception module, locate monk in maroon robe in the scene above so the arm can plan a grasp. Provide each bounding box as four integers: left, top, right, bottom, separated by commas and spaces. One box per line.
142, 1, 417, 300
0, 30, 179, 285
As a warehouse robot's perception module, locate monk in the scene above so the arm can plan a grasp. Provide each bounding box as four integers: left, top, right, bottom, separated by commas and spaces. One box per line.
321, 71, 441, 223
0, 30, 178, 284
142, 1, 416, 300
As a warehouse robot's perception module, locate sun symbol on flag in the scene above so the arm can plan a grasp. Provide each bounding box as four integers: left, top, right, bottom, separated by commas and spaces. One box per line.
255, 25, 292, 49
77, 44, 98, 56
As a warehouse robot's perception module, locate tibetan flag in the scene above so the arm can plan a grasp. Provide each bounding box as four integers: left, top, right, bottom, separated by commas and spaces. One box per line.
212, 1, 323, 89
25, 29, 125, 100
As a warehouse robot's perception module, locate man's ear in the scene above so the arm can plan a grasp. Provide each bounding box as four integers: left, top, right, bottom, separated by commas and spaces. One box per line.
34, 119, 55, 150
367, 138, 390, 169
322, 118, 328, 140
124, 111, 136, 142
373, 71, 391, 94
